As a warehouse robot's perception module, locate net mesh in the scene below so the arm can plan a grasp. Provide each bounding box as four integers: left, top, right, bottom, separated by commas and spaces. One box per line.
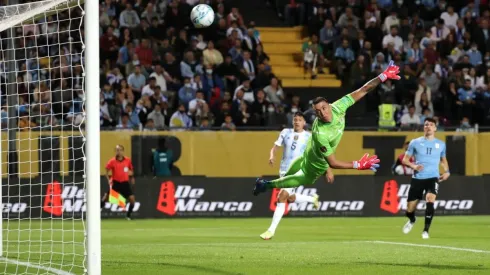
0, 0, 86, 274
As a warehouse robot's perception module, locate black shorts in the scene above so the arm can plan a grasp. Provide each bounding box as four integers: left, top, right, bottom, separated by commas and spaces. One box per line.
407, 177, 439, 201
111, 181, 133, 199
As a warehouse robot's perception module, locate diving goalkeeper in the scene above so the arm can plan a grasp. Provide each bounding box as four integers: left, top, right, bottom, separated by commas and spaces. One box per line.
253, 61, 401, 195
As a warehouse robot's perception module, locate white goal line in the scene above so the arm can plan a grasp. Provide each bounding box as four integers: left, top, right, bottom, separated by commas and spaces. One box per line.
0, 256, 75, 275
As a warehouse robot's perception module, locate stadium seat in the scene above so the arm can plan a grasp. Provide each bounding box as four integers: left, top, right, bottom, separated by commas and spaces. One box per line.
258, 27, 341, 88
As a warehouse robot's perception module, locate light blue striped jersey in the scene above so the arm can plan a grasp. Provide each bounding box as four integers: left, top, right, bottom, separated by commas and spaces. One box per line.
406, 136, 446, 179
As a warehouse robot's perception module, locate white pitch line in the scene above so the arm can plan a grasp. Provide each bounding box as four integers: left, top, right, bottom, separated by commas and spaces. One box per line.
366, 241, 490, 254
0, 257, 75, 275
105, 240, 490, 254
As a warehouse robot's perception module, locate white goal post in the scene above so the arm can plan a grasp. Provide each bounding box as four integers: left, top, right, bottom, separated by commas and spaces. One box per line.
0, 0, 100, 274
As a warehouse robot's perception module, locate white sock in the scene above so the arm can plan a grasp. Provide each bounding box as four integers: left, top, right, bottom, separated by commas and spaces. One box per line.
268, 202, 285, 234
294, 194, 315, 203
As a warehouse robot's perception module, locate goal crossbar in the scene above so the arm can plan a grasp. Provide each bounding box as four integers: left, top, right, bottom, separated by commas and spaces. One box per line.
0, 0, 84, 33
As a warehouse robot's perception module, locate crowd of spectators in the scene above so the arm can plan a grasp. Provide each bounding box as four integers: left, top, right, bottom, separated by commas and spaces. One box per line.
6, 0, 490, 131
5, 0, 300, 132
269, 0, 490, 129
98, 0, 295, 130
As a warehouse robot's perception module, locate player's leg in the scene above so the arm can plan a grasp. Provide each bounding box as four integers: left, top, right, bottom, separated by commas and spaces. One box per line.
268, 169, 311, 188
123, 184, 136, 220
403, 179, 423, 234
260, 188, 290, 240
126, 195, 136, 220
422, 179, 439, 239
259, 162, 299, 239
100, 192, 108, 209
254, 157, 315, 191
282, 158, 320, 207
253, 156, 310, 195
288, 192, 319, 209
283, 156, 303, 177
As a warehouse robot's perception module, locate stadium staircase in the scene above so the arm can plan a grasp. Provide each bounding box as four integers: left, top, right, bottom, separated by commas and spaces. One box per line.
258, 27, 342, 88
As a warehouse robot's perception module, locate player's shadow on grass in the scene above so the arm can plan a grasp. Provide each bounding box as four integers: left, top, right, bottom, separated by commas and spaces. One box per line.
103, 260, 244, 275
355, 261, 487, 271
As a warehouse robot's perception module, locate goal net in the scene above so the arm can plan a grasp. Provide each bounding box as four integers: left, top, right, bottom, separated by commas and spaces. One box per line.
0, 0, 95, 274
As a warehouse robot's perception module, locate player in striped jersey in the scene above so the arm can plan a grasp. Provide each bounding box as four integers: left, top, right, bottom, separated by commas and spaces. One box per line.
260, 112, 334, 240
401, 118, 450, 239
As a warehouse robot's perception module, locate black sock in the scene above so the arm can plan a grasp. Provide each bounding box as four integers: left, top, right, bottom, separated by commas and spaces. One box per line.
127, 203, 134, 218
424, 202, 435, 232
406, 211, 416, 223
100, 200, 106, 209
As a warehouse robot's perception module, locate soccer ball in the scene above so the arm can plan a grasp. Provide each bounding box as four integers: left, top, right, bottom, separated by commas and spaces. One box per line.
190, 4, 215, 28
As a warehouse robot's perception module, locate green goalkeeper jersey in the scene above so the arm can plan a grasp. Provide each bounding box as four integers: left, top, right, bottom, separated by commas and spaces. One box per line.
303, 94, 355, 174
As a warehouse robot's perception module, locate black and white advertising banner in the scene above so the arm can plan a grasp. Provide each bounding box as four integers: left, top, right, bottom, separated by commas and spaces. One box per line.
2, 176, 489, 219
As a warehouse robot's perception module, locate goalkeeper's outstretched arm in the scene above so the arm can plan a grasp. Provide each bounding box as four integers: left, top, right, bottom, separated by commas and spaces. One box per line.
349, 76, 382, 103
325, 153, 380, 172
349, 60, 400, 103
326, 154, 355, 169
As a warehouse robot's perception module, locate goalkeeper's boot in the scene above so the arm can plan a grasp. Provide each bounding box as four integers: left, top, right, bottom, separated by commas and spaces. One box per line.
422, 231, 430, 239
260, 230, 274, 240
312, 194, 320, 210
253, 178, 267, 196
402, 220, 414, 234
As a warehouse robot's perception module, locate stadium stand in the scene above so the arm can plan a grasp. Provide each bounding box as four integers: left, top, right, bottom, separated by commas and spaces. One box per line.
8, 0, 490, 131
268, 0, 490, 129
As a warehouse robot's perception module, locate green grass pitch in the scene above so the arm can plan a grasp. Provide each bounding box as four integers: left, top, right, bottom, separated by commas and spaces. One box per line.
1, 216, 490, 274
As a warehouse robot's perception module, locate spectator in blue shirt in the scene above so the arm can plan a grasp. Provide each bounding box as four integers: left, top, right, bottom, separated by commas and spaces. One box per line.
334, 38, 355, 77
406, 41, 423, 64
377, 0, 393, 9
335, 39, 355, 62
178, 77, 197, 106
170, 103, 193, 129
16, 96, 29, 115
228, 38, 244, 65
319, 19, 337, 56
180, 51, 199, 79
127, 65, 146, 98
460, 1, 479, 18
120, 103, 141, 128
484, 84, 490, 99
457, 78, 478, 120
1, 107, 8, 129
117, 41, 133, 66
102, 83, 115, 105
466, 42, 482, 66
202, 64, 225, 100
421, 0, 436, 10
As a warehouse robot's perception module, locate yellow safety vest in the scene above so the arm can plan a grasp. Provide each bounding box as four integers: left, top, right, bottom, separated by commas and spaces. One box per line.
378, 104, 396, 128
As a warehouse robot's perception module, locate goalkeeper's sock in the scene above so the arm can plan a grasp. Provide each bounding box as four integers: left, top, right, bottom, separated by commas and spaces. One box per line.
294, 194, 315, 203
424, 202, 434, 232
268, 202, 285, 234
100, 200, 106, 209
406, 211, 416, 223
127, 203, 135, 218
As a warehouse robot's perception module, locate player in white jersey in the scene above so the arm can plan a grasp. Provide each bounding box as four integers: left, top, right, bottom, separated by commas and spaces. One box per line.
260, 112, 334, 240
